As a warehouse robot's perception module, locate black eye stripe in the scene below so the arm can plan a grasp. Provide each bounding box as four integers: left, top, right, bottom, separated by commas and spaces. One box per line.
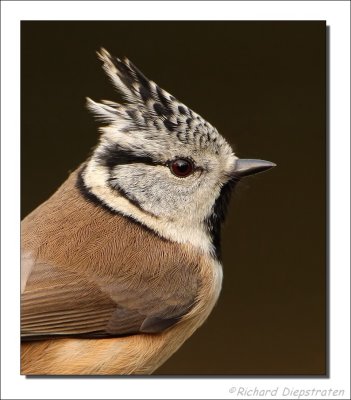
97, 146, 201, 177
97, 146, 157, 169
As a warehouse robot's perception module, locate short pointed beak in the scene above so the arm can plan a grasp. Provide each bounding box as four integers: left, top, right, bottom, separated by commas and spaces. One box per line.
233, 159, 276, 177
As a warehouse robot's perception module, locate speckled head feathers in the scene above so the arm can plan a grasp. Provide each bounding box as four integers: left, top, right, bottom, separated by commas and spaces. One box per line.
87, 48, 228, 152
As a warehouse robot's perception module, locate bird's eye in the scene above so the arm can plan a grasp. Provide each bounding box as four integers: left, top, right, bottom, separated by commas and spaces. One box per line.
169, 158, 194, 178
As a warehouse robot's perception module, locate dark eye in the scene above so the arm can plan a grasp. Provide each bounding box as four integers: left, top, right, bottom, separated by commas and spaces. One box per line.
170, 158, 194, 177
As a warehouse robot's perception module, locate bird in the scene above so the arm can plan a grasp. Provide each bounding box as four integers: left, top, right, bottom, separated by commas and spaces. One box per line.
21, 48, 276, 375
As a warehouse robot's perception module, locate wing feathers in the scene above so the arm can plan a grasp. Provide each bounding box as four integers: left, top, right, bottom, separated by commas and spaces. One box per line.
21, 171, 201, 339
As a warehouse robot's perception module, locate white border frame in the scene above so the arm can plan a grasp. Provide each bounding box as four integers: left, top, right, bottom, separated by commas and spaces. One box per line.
1, 1, 350, 399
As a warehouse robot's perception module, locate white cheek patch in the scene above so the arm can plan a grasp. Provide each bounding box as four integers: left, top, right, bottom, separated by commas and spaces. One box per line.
83, 157, 216, 255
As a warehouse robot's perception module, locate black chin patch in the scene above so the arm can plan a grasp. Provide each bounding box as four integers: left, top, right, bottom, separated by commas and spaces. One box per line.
205, 178, 238, 260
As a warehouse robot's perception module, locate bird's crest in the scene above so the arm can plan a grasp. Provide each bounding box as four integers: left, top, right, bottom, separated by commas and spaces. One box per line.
87, 48, 220, 147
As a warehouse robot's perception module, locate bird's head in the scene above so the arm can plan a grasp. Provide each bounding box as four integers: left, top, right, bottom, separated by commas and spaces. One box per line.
82, 49, 275, 256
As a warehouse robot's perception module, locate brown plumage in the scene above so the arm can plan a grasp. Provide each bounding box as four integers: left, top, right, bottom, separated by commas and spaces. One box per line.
21, 49, 275, 375
21, 167, 222, 374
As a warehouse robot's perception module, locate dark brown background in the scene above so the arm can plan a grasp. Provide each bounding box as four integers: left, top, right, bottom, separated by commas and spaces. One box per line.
21, 21, 326, 375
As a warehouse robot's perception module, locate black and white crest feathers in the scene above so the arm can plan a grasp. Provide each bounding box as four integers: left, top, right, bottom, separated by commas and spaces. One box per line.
87, 48, 220, 147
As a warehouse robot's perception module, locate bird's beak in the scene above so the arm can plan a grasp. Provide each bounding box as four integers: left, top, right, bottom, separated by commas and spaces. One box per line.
233, 159, 276, 178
